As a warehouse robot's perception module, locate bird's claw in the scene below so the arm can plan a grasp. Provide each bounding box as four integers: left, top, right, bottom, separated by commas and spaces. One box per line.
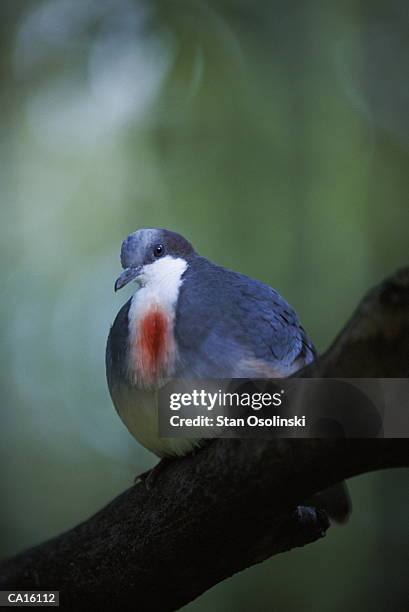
134, 457, 172, 490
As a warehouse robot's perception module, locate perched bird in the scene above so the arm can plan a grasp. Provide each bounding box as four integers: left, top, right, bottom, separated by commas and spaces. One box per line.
106, 228, 350, 521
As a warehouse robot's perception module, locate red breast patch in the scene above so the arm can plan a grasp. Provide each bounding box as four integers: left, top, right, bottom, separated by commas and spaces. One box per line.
129, 306, 174, 386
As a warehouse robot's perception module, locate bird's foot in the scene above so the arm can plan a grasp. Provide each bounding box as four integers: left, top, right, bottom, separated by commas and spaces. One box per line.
134, 457, 173, 490
134, 469, 150, 485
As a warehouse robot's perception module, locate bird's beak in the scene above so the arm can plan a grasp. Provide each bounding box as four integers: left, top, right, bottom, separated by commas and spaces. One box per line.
114, 266, 143, 292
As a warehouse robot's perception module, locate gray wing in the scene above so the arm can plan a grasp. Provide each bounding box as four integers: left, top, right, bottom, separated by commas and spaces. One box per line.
106, 299, 132, 391
175, 259, 316, 378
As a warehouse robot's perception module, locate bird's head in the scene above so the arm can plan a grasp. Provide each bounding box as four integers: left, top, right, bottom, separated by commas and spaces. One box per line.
114, 228, 195, 292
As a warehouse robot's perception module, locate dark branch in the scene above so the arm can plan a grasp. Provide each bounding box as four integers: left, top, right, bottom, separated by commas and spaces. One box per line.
300, 266, 409, 378
1, 268, 409, 610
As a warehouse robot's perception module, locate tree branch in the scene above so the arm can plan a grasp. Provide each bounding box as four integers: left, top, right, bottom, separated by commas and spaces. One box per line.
1, 268, 409, 610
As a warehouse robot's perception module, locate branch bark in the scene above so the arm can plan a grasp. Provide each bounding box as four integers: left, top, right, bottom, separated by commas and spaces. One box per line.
1, 268, 409, 610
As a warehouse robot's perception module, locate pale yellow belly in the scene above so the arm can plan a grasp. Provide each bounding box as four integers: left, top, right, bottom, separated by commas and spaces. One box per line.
111, 384, 201, 458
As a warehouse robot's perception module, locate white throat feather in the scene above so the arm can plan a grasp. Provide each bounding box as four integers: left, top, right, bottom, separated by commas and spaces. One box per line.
126, 256, 187, 388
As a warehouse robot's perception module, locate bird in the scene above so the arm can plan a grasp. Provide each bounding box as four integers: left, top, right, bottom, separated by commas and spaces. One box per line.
106, 228, 350, 521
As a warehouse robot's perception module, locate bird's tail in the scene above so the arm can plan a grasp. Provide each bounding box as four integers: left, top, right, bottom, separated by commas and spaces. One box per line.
308, 481, 352, 524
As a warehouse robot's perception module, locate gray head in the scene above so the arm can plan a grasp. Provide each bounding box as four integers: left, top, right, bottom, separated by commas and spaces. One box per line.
115, 228, 195, 291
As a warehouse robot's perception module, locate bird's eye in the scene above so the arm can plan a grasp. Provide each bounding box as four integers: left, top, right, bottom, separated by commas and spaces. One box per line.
153, 244, 164, 258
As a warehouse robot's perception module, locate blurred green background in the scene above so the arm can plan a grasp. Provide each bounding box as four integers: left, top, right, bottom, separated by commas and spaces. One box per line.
0, 1, 408, 610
